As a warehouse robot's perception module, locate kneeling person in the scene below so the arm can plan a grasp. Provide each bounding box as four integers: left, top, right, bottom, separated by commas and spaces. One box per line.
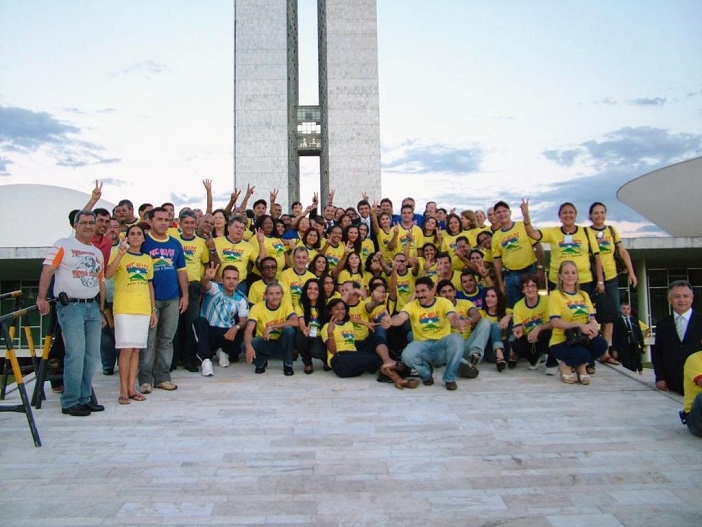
381, 277, 466, 390
194, 264, 248, 376
244, 283, 297, 375
322, 299, 417, 389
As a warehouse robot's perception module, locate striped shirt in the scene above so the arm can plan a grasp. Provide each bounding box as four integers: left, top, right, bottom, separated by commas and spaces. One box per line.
200, 282, 249, 328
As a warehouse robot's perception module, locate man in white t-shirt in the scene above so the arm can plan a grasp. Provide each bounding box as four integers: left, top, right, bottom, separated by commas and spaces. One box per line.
37, 210, 106, 417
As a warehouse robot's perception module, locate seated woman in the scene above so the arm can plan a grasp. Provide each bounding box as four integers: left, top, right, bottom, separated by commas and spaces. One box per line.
548, 260, 608, 385
321, 299, 419, 389
479, 287, 513, 371
295, 278, 329, 374
511, 274, 554, 371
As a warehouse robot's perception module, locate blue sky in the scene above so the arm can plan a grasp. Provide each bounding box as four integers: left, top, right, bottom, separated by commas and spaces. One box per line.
1, 0, 701, 235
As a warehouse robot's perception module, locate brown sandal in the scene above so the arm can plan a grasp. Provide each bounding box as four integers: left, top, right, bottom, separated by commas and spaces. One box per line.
118, 396, 130, 405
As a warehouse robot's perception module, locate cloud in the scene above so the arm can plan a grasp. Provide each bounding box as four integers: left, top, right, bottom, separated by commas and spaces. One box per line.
382, 139, 483, 174
111, 61, 171, 78
0, 106, 80, 151
543, 126, 702, 171
0, 156, 12, 176
535, 126, 702, 226
0, 105, 121, 173
628, 97, 667, 106
595, 97, 618, 105
100, 177, 127, 186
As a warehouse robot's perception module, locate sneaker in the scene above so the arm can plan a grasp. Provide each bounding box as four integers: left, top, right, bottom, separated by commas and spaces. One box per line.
544, 366, 557, 376
140, 383, 153, 394
217, 349, 230, 368
530, 354, 547, 371
201, 358, 214, 377
155, 381, 178, 391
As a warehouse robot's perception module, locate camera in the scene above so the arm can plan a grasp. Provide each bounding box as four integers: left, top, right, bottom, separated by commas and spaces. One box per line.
58, 292, 69, 306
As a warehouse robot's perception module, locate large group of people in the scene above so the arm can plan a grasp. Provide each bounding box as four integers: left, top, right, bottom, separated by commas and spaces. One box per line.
35, 180, 702, 437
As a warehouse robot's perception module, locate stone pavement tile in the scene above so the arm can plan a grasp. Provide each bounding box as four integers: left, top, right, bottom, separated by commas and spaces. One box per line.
613, 509, 702, 527
608, 489, 683, 505
548, 513, 625, 527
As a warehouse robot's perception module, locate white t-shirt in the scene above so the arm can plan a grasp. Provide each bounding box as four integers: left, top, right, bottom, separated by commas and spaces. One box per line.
43, 236, 104, 299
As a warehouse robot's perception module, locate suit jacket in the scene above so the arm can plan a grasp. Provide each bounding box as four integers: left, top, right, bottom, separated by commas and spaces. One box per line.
652, 310, 702, 395
613, 315, 645, 372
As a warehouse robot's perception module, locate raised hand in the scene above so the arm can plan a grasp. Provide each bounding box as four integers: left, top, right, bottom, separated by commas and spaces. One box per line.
202, 179, 212, 191
204, 262, 219, 281
91, 180, 103, 201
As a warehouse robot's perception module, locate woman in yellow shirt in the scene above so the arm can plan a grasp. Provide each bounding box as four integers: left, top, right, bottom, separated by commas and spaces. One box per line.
322, 299, 417, 389
548, 261, 608, 385
105, 224, 156, 405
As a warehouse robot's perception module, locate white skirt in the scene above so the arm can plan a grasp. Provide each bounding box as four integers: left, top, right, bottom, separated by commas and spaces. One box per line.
114, 314, 150, 349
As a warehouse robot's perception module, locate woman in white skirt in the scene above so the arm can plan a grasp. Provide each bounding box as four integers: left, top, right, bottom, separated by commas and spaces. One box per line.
105, 224, 156, 404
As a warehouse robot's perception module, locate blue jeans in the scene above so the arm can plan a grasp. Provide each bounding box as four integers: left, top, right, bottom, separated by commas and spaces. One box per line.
139, 299, 180, 385
462, 318, 491, 361
401, 333, 464, 383
251, 327, 295, 369
550, 336, 608, 367
483, 321, 506, 363
100, 305, 117, 370
56, 302, 102, 409
504, 266, 535, 308
686, 393, 702, 437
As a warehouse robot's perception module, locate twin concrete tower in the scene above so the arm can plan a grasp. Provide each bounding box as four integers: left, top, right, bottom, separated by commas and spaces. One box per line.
233, 0, 382, 209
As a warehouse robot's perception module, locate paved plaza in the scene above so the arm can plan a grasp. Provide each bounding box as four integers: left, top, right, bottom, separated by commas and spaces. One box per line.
1, 360, 701, 527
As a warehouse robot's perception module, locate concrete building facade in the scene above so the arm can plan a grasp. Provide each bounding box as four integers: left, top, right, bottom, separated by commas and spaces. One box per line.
233, 0, 382, 210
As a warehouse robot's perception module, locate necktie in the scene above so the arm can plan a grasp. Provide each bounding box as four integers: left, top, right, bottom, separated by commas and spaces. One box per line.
675, 314, 685, 341
625, 316, 632, 332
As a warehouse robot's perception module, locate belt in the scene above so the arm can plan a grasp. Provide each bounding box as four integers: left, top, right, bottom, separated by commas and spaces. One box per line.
66, 297, 96, 303
503, 264, 535, 275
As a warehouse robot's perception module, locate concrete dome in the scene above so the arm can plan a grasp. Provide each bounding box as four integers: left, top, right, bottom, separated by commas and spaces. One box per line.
0, 184, 115, 249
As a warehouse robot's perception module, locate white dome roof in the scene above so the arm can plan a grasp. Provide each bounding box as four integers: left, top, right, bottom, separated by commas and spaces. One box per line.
0, 184, 116, 249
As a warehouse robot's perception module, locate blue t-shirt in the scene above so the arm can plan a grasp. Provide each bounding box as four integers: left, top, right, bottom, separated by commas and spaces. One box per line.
457, 286, 487, 310
141, 234, 186, 301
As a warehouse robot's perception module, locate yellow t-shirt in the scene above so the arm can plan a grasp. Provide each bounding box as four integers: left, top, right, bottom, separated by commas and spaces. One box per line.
547, 289, 595, 346
177, 234, 209, 282
590, 225, 621, 281
250, 236, 286, 278
295, 304, 322, 335
247, 280, 291, 306
452, 298, 477, 339
337, 269, 364, 289
321, 320, 357, 366
324, 242, 346, 270
683, 350, 702, 413
214, 237, 259, 280
279, 268, 316, 306
395, 270, 416, 310
376, 229, 397, 263
491, 221, 537, 271
401, 296, 455, 341
247, 300, 295, 340
347, 300, 370, 341
360, 239, 375, 266
397, 225, 424, 259
512, 296, 548, 335
539, 226, 599, 285
417, 257, 439, 283
109, 252, 154, 316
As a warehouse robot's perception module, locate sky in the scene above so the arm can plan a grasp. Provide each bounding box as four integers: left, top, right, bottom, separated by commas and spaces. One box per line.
1, 0, 701, 236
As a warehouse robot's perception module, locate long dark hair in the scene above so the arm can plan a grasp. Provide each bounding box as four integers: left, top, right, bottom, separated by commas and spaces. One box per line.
300, 278, 329, 326
483, 286, 507, 318
327, 298, 350, 323
342, 225, 363, 254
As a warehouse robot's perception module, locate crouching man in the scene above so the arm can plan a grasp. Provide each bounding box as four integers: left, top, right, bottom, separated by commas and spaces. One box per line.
193, 264, 248, 376
244, 283, 297, 375
381, 277, 466, 390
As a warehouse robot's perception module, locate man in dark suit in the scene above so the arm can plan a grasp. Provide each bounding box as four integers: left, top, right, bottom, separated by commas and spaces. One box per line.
613, 303, 645, 373
652, 280, 702, 395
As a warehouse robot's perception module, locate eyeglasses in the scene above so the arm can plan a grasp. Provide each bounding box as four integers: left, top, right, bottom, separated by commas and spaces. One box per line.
77, 221, 96, 226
